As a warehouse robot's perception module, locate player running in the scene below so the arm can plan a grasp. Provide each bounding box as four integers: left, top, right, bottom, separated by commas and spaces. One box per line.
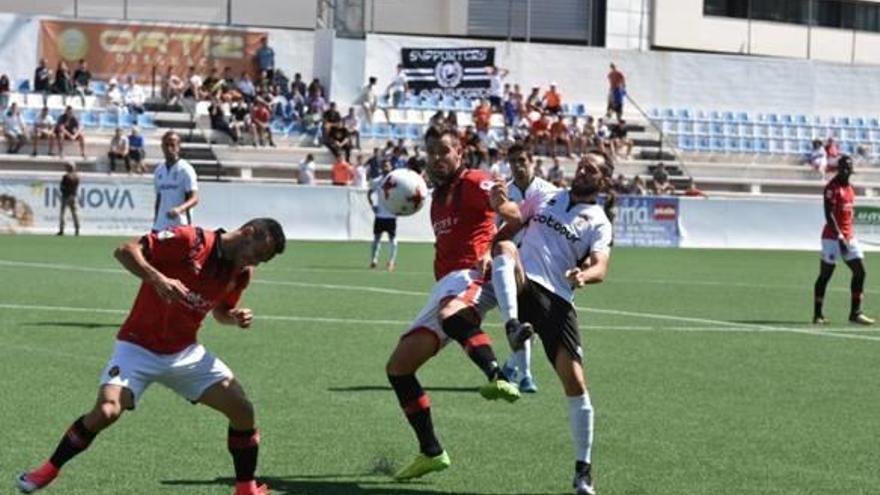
813, 155, 874, 325
367, 159, 399, 271
496, 143, 558, 394
491, 150, 615, 495
386, 127, 527, 481
17, 218, 286, 495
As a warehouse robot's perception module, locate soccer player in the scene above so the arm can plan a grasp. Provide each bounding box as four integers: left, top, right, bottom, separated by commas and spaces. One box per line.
17, 218, 285, 495
386, 127, 526, 481
490, 151, 614, 495
153, 130, 199, 232
367, 160, 399, 271
496, 143, 558, 393
813, 155, 874, 325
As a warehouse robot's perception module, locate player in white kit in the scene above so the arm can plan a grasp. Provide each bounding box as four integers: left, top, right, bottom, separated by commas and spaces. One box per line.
494, 143, 558, 393
153, 130, 199, 232
491, 150, 614, 495
367, 160, 400, 271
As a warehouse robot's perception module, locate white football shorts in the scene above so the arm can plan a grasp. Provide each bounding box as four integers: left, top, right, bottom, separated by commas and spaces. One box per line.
821, 237, 864, 264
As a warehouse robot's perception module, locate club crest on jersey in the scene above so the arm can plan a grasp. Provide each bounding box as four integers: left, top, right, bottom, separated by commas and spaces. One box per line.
108, 365, 120, 378
479, 180, 494, 191
157, 230, 176, 241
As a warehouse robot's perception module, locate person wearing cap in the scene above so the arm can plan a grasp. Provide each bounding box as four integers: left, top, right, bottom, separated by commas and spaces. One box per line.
57, 161, 80, 236
543, 82, 563, 115
813, 155, 874, 325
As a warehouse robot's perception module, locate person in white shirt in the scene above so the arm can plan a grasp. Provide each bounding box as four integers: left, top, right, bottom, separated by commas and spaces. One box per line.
357, 76, 385, 124
352, 154, 368, 189
123, 75, 146, 116
366, 160, 399, 271
490, 158, 512, 181
32, 106, 56, 156
809, 139, 828, 177
3, 102, 27, 154
385, 65, 408, 109
298, 153, 316, 185
491, 149, 613, 495
153, 131, 199, 232
497, 144, 558, 393
105, 79, 124, 111
488, 65, 509, 111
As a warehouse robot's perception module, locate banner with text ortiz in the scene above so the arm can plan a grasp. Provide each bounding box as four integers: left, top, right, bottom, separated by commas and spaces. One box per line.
612, 195, 681, 247
401, 47, 495, 99
0, 177, 154, 235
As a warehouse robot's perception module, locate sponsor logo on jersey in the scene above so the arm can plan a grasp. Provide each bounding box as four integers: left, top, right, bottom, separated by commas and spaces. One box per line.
533, 213, 580, 242
432, 215, 459, 236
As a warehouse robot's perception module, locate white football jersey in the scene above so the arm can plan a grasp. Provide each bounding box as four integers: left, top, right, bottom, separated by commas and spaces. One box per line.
369, 176, 396, 219
501, 176, 557, 243
519, 189, 612, 303
153, 159, 198, 231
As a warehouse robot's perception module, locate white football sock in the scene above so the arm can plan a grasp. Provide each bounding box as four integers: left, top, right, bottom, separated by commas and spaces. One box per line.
492, 254, 519, 323
389, 238, 399, 264
370, 235, 381, 263
568, 392, 594, 463
519, 339, 532, 377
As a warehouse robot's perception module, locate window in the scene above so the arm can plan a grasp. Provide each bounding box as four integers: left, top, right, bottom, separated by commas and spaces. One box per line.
704, 0, 880, 33
855, 3, 880, 32
752, 0, 809, 23
704, 0, 748, 19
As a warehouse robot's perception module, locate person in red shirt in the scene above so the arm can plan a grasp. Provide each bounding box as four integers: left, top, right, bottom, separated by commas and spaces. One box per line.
17, 218, 286, 495
813, 156, 873, 325
249, 100, 275, 147
473, 98, 492, 135
331, 152, 354, 185
543, 82, 563, 115
606, 63, 626, 121
385, 127, 525, 481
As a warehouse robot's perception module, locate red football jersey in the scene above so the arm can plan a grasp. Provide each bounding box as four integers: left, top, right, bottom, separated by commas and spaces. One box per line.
117, 226, 251, 354
430, 168, 497, 280
822, 177, 855, 241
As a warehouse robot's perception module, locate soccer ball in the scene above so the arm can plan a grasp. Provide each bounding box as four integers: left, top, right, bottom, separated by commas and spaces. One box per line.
378, 169, 429, 217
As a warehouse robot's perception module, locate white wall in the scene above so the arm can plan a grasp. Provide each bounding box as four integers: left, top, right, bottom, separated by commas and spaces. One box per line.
606, 0, 650, 50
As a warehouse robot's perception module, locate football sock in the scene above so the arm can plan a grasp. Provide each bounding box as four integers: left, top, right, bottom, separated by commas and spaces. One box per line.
389, 238, 399, 264
814, 265, 834, 317
370, 235, 381, 263
568, 393, 594, 464
228, 428, 260, 482
850, 264, 865, 315
492, 254, 519, 323
49, 416, 97, 469
442, 314, 502, 381
388, 374, 443, 456
519, 339, 533, 378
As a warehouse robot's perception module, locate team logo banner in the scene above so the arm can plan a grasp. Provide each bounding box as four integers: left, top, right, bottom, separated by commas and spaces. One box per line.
611, 196, 681, 247
401, 47, 495, 98
854, 205, 880, 245
39, 20, 266, 83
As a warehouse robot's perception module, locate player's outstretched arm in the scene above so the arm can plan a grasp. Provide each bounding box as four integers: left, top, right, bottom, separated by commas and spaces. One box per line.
489, 180, 522, 226
213, 303, 254, 328
169, 190, 200, 219
566, 252, 610, 288
114, 238, 190, 304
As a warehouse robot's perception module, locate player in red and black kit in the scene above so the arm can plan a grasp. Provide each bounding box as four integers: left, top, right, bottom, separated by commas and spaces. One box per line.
17, 218, 285, 495
813, 156, 874, 325
385, 127, 527, 481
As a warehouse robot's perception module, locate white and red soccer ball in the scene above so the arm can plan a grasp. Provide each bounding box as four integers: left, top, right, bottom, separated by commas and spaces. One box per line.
379, 169, 428, 217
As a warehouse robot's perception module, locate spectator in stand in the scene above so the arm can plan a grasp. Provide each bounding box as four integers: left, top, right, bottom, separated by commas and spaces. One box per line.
825, 137, 841, 168
631, 175, 648, 195
489, 152, 511, 180
308, 78, 325, 99
525, 86, 542, 113
105, 78, 125, 116
222, 66, 236, 90
809, 138, 828, 177
127, 126, 146, 174
256, 36, 275, 84
326, 123, 352, 162
288, 87, 306, 121
534, 157, 547, 180
503, 91, 520, 128
298, 153, 316, 185
107, 127, 130, 174
607, 63, 626, 121
550, 115, 573, 158
473, 98, 492, 138
0, 74, 10, 110
445, 110, 459, 132
124, 75, 146, 116
529, 113, 551, 155
229, 99, 251, 146
237, 72, 256, 104
57, 161, 80, 236
407, 146, 426, 175
250, 99, 275, 147
183, 66, 204, 100
55, 106, 86, 159
322, 101, 342, 138
31, 106, 56, 156
652, 163, 676, 195
385, 64, 408, 109
343, 107, 361, 149
488, 66, 509, 111
581, 116, 597, 154
612, 173, 630, 194
272, 70, 290, 95
34, 59, 52, 95
511, 83, 525, 114
356, 76, 382, 125
52, 61, 73, 97
610, 120, 633, 159
72, 59, 92, 103
353, 154, 368, 189
461, 125, 486, 169
682, 178, 708, 198
208, 96, 238, 144
595, 117, 611, 156
331, 152, 354, 186
290, 73, 307, 101
162, 65, 184, 105
202, 67, 223, 97
4, 103, 27, 154
543, 82, 563, 115
428, 110, 446, 132
548, 157, 565, 187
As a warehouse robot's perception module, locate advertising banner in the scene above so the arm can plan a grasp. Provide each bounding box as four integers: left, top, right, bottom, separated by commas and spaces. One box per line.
39, 19, 266, 83
612, 195, 681, 247
854, 205, 880, 246
400, 47, 495, 98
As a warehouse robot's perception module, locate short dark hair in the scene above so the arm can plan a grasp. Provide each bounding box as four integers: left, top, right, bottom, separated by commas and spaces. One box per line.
243, 218, 286, 255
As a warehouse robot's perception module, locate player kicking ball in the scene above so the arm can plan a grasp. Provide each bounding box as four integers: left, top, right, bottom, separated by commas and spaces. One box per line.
386, 127, 528, 481
491, 150, 615, 495
813, 155, 874, 325
17, 218, 286, 495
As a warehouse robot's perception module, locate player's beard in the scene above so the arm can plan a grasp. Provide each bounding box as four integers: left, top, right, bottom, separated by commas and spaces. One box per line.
570, 179, 599, 197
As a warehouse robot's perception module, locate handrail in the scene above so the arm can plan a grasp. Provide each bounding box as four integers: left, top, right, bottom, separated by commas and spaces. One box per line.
624, 92, 692, 180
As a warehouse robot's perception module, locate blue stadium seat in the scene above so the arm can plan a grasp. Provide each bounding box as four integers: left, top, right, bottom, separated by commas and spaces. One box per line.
783, 125, 797, 139
723, 123, 739, 136
137, 113, 156, 129
406, 124, 422, 140
725, 137, 741, 152
857, 128, 870, 141
722, 111, 735, 122
391, 124, 407, 140
16, 79, 30, 92
91, 81, 108, 97
710, 136, 725, 152
756, 139, 771, 154
695, 110, 711, 122
678, 120, 695, 134
697, 136, 712, 152
764, 113, 780, 124
869, 118, 880, 129
662, 108, 675, 120
768, 139, 785, 154
736, 111, 750, 123
20, 108, 37, 125
709, 122, 724, 135
81, 111, 100, 128
422, 94, 440, 110
270, 119, 288, 136
359, 121, 373, 138
573, 103, 587, 117
648, 108, 660, 119
740, 137, 756, 153
795, 114, 808, 125
677, 135, 695, 151
696, 121, 710, 135
677, 108, 693, 120
780, 114, 794, 125
841, 141, 855, 154
771, 125, 785, 138
709, 110, 723, 122
838, 116, 852, 128
456, 98, 472, 111
741, 123, 755, 137
853, 117, 866, 128
288, 122, 304, 135
403, 94, 419, 109
118, 112, 134, 128
440, 95, 456, 110
561, 103, 571, 116
372, 122, 390, 139
99, 111, 118, 128
662, 120, 676, 133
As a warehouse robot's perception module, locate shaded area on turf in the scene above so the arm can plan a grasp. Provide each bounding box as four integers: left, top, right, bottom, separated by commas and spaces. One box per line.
328, 385, 478, 394
22, 321, 121, 330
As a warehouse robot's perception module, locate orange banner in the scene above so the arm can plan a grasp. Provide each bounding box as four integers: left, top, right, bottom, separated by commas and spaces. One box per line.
39, 20, 267, 83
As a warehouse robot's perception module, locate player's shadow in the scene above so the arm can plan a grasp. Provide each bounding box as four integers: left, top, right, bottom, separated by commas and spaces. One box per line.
729, 319, 812, 325
23, 321, 120, 330
161, 475, 555, 495
328, 385, 479, 394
